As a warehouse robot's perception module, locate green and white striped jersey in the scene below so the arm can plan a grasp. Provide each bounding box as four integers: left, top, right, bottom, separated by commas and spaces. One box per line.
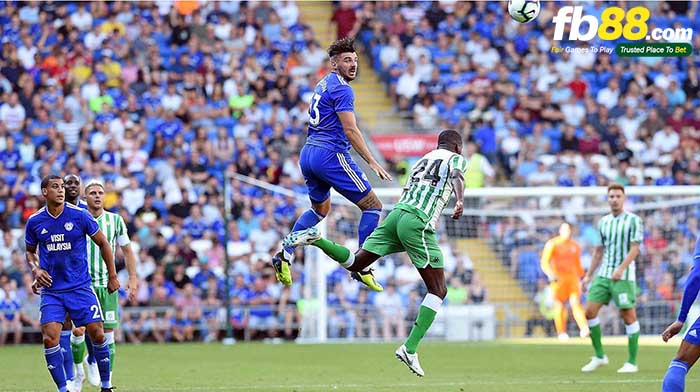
87, 210, 130, 287
596, 211, 643, 281
396, 149, 468, 230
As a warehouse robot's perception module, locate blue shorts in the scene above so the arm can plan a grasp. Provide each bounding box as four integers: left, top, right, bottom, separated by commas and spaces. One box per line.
300, 144, 372, 204
40, 285, 104, 327
684, 316, 700, 346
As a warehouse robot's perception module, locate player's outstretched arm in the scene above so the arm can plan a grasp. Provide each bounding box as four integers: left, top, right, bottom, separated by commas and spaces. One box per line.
337, 111, 392, 181
449, 169, 464, 220
91, 230, 120, 293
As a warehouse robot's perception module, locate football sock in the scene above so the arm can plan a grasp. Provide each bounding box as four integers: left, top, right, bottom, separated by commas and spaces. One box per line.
358, 208, 381, 247
71, 332, 86, 365
405, 293, 443, 354
283, 209, 325, 260
86, 334, 96, 364
60, 331, 74, 381
588, 317, 605, 358
44, 345, 67, 391
662, 359, 688, 392
93, 339, 112, 388
626, 321, 640, 365
311, 238, 355, 269
105, 331, 115, 371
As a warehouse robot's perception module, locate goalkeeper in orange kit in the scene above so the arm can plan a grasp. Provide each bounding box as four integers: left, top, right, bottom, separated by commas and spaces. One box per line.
540, 222, 589, 340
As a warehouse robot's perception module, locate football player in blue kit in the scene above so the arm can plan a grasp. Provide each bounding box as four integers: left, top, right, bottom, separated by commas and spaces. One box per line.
272, 37, 391, 291
662, 234, 700, 391
25, 175, 119, 392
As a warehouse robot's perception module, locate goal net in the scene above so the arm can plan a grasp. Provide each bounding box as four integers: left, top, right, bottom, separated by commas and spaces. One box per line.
297, 185, 700, 342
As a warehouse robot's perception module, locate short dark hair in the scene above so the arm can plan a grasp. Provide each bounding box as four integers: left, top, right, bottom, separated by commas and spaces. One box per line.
41, 175, 62, 190
63, 173, 80, 183
437, 129, 462, 150
607, 183, 625, 194
328, 37, 355, 58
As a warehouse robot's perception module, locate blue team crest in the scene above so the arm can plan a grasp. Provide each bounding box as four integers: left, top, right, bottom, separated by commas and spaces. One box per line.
362, 173, 368, 181
64, 222, 74, 231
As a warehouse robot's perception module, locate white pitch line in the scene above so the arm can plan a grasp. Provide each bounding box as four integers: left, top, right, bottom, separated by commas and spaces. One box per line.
5, 378, 688, 392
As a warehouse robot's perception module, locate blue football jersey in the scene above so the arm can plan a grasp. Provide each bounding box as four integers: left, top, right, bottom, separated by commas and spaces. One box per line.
25, 203, 100, 292
71, 199, 88, 209
306, 72, 355, 153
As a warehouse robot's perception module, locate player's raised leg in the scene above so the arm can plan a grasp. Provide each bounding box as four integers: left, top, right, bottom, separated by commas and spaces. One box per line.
354, 191, 382, 247
274, 144, 332, 286
284, 227, 384, 292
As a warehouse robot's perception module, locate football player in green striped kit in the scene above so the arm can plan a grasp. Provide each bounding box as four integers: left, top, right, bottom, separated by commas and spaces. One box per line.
581, 183, 643, 373
283, 130, 467, 377
69, 180, 139, 391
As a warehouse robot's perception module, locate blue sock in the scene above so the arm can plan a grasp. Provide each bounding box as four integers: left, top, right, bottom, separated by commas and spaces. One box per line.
86, 334, 95, 364
663, 359, 689, 392
44, 345, 68, 391
358, 208, 381, 247
93, 339, 112, 388
283, 209, 325, 258
59, 331, 74, 382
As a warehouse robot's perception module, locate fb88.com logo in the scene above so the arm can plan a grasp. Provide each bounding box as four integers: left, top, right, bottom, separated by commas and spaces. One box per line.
553, 6, 693, 42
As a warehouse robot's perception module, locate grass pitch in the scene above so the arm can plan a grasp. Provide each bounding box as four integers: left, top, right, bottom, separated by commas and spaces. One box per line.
0, 337, 693, 391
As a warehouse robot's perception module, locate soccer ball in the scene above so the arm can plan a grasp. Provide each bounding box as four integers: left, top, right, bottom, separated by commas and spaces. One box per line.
508, 0, 540, 23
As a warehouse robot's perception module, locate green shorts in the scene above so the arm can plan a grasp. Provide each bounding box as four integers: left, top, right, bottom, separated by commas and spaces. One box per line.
94, 286, 119, 329
587, 277, 637, 309
362, 207, 443, 269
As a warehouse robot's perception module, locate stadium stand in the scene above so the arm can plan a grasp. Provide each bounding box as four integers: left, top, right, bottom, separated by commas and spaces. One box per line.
0, 0, 698, 343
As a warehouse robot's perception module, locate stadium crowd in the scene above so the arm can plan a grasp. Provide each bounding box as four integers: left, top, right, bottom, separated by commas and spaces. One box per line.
0, 0, 697, 343
0, 1, 485, 344
355, 1, 700, 187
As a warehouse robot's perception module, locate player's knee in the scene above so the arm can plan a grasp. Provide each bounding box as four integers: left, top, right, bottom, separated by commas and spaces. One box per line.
89, 328, 105, 344
42, 335, 59, 348
312, 200, 331, 216
585, 308, 598, 320
429, 285, 448, 300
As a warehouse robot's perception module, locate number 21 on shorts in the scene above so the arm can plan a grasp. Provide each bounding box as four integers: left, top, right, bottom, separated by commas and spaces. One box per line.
90, 304, 102, 319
